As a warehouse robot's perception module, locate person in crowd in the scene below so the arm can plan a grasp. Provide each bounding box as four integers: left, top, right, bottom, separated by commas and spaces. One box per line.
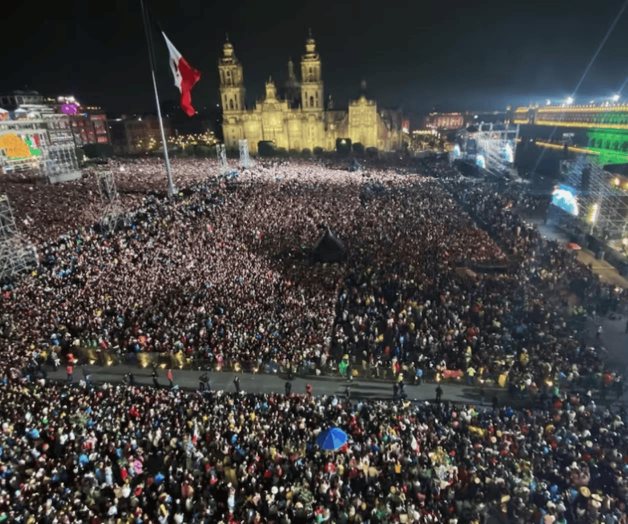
199, 370, 209, 392
81, 364, 92, 388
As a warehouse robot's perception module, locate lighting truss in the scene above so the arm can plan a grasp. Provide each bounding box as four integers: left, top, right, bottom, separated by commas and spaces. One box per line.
0, 195, 37, 280
216, 143, 229, 174
473, 123, 519, 175
562, 157, 628, 239
96, 170, 124, 234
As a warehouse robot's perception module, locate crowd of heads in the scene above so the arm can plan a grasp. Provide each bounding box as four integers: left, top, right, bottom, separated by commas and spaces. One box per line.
0, 156, 626, 522
0, 158, 625, 389
0, 381, 625, 523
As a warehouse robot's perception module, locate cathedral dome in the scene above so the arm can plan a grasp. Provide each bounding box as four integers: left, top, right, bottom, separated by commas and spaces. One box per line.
223, 41, 234, 58
305, 36, 316, 54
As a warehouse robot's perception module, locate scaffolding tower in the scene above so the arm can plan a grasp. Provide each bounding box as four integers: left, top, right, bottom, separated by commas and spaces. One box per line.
562, 157, 628, 240
239, 139, 252, 169
43, 142, 81, 183
473, 123, 518, 175
0, 111, 81, 182
456, 123, 518, 175
216, 144, 228, 174
96, 170, 124, 234
0, 195, 37, 280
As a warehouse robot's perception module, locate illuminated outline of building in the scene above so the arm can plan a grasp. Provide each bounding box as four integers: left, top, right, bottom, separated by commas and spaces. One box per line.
513, 103, 628, 165
425, 112, 464, 130
218, 34, 402, 154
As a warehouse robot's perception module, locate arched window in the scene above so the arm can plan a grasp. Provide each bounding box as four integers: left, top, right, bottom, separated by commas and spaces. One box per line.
309, 95, 314, 107
229, 99, 235, 111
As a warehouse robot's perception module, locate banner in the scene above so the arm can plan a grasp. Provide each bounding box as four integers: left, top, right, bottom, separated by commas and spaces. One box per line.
0, 134, 31, 158
0, 133, 42, 159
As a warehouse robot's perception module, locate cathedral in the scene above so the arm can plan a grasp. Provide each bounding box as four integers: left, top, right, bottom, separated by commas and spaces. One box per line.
218, 34, 403, 154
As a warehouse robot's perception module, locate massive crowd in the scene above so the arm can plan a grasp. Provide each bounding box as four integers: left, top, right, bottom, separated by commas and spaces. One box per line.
0, 159, 216, 243
0, 156, 626, 522
0, 382, 625, 523
0, 158, 625, 387
1, 159, 506, 375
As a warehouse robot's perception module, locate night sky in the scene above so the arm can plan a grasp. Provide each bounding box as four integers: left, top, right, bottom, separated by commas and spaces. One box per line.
2, 0, 628, 117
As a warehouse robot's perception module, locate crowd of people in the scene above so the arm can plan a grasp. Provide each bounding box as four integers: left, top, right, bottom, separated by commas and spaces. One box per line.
0, 158, 625, 389
332, 166, 625, 394
0, 158, 215, 243
0, 156, 626, 522
1, 159, 505, 375
0, 381, 625, 523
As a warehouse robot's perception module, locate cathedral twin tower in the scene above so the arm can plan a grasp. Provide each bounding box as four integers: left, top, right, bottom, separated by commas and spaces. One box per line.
218, 34, 402, 154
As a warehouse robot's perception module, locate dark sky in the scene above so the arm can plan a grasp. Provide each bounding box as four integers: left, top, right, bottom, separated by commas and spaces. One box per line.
2, 0, 628, 116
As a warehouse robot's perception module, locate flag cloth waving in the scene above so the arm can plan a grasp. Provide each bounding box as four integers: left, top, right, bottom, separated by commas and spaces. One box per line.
162, 32, 201, 117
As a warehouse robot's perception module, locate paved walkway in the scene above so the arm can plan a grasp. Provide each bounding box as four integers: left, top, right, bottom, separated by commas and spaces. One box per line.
51, 365, 503, 405
49, 363, 628, 406
577, 250, 628, 290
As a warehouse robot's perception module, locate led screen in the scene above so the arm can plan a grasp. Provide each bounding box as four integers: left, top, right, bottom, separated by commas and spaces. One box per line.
552, 184, 579, 216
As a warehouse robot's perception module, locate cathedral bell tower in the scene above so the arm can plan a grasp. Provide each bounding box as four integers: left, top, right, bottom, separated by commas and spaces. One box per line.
218, 37, 245, 113
300, 31, 323, 112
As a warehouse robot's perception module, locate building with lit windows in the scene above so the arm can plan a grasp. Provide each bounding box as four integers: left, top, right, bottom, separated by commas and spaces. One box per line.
51, 96, 111, 147
0, 90, 52, 110
513, 103, 628, 166
0, 104, 81, 181
108, 115, 173, 155
0, 92, 111, 149
219, 34, 403, 154
425, 112, 464, 130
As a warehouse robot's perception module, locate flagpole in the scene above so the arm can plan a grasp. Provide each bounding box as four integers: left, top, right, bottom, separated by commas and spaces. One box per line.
140, 0, 176, 198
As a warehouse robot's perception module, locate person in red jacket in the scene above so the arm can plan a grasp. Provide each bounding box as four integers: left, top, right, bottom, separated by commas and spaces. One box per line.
167, 368, 174, 388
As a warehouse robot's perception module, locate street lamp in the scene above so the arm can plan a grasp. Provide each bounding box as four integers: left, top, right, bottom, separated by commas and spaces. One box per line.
612, 94, 620, 102
565, 96, 574, 105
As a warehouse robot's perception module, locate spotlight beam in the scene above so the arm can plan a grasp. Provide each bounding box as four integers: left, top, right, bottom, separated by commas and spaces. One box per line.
532, 0, 628, 175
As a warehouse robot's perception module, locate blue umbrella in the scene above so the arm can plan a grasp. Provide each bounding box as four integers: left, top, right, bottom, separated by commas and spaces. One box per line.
316, 427, 348, 451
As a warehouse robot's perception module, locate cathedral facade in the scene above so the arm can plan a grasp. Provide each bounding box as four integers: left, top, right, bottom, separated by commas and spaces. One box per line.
218, 35, 403, 154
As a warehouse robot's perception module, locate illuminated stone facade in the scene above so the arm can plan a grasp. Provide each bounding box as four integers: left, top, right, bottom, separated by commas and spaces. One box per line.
425, 112, 464, 130
219, 35, 402, 154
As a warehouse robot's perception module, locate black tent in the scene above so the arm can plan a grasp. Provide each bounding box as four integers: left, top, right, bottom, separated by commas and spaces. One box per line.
312, 228, 347, 263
